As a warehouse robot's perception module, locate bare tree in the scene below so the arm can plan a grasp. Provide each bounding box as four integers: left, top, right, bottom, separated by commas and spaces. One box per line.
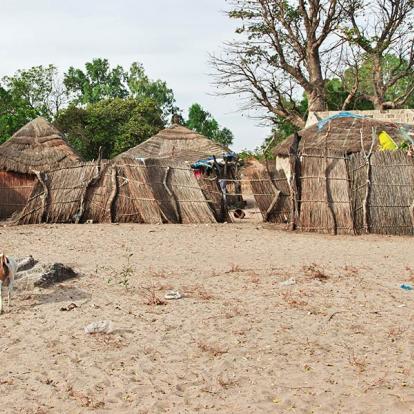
343, 0, 414, 109
211, 0, 348, 128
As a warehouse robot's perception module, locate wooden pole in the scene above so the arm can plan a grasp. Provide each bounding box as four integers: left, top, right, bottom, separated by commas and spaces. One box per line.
289, 132, 302, 231
361, 127, 376, 234
107, 165, 118, 223
32, 170, 49, 223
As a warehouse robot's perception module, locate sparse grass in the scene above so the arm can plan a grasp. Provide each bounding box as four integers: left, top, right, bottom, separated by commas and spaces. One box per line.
24, 409, 49, 414
225, 264, 254, 274
197, 341, 229, 357
303, 263, 329, 282
343, 265, 360, 276
147, 267, 168, 279
118, 253, 134, 290
226, 264, 243, 273
184, 285, 214, 301
364, 373, 390, 392
89, 333, 126, 349
66, 386, 105, 409
249, 272, 260, 284
388, 326, 406, 342
142, 284, 167, 306
224, 306, 242, 319
406, 266, 414, 283
217, 374, 239, 389
97, 251, 135, 290
281, 290, 308, 309
348, 351, 367, 373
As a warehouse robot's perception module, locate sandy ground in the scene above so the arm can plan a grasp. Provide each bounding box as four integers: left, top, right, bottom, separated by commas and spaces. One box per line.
0, 223, 413, 413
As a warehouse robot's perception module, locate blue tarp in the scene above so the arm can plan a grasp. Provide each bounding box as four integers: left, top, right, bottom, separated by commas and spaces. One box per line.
191, 157, 214, 170
317, 112, 366, 130
191, 151, 238, 170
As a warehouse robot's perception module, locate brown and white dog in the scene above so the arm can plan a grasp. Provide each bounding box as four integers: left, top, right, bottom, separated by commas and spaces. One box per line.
0, 254, 17, 314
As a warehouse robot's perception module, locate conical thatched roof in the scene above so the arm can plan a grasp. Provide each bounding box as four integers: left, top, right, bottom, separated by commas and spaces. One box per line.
273, 116, 413, 157
0, 117, 82, 174
116, 124, 229, 163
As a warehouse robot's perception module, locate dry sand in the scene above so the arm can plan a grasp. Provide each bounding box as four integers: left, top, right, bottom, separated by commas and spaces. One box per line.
0, 223, 413, 413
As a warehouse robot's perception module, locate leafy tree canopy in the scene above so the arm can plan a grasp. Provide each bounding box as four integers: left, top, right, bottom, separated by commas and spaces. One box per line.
64, 59, 178, 121
186, 103, 234, 147
0, 65, 66, 142
55, 97, 164, 160
0, 59, 177, 154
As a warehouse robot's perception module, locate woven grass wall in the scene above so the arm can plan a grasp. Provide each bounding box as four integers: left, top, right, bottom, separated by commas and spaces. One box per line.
299, 150, 354, 234
141, 160, 179, 223
198, 177, 227, 222
17, 163, 103, 224
145, 159, 216, 224
15, 159, 217, 225
114, 160, 163, 224
83, 163, 116, 223
266, 161, 291, 224
241, 159, 291, 224
349, 151, 414, 235
0, 171, 35, 220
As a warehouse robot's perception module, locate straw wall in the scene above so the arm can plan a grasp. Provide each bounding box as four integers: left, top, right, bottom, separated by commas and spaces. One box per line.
114, 160, 163, 224
278, 149, 413, 236
349, 151, 414, 235
266, 161, 291, 223
299, 150, 354, 234
0, 171, 35, 220
198, 177, 228, 222
145, 159, 216, 224
241, 160, 291, 224
83, 163, 117, 223
15, 159, 217, 225
17, 162, 104, 225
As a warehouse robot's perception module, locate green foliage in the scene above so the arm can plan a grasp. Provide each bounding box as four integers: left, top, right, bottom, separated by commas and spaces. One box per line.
64, 58, 128, 104
0, 65, 65, 142
2, 64, 64, 118
0, 59, 175, 156
127, 62, 178, 120
186, 103, 234, 146
0, 85, 34, 143
343, 54, 414, 108
64, 59, 177, 121
55, 97, 164, 160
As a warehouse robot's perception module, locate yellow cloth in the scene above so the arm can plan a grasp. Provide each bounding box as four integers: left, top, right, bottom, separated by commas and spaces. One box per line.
378, 131, 398, 151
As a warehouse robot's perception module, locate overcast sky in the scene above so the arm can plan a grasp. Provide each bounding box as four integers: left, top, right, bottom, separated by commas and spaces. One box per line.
0, 0, 270, 151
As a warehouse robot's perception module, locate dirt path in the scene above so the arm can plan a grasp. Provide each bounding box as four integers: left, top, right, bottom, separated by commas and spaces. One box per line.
0, 223, 413, 413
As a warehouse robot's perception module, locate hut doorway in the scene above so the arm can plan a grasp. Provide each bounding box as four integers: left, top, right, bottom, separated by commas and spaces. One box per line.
231, 158, 291, 225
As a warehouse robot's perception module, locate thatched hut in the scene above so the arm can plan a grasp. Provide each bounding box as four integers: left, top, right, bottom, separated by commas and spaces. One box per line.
270, 115, 414, 235
272, 115, 409, 184
116, 123, 242, 213
273, 115, 408, 159
115, 123, 229, 163
0, 117, 81, 220
15, 157, 217, 225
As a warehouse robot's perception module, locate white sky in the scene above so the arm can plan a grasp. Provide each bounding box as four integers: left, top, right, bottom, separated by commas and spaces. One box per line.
0, 0, 270, 151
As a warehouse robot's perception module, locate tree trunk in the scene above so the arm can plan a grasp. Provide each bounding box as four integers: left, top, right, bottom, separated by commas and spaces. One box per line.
306, 48, 327, 113
308, 87, 327, 112
372, 54, 386, 110
287, 112, 306, 129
